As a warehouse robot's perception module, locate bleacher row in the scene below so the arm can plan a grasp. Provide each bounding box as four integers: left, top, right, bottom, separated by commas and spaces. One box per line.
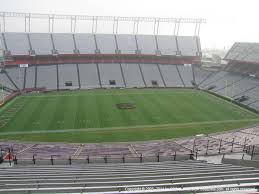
1, 33, 201, 56
0, 63, 194, 90
0, 161, 259, 193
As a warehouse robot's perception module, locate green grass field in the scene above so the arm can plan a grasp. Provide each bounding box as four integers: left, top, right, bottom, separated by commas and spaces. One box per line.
0, 89, 258, 143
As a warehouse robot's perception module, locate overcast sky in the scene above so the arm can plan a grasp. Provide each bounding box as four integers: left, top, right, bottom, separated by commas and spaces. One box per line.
1, 0, 259, 50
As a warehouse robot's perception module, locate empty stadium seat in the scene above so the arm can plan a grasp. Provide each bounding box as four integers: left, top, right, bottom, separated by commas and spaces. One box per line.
0, 161, 258, 193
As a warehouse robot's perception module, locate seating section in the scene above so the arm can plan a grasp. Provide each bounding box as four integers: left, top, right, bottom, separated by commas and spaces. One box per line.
193, 66, 215, 85
0, 70, 17, 90
177, 36, 198, 56
52, 33, 75, 54
95, 34, 116, 54
0, 161, 259, 193
156, 35, 178, 55
78, 63, 100, 89
229, 76, 259, 98
4, 32, 30, 55
141, 64, 165, 87
99, 63, 125, 88
196, 68, 259, 111
25, 66, 36, 88
115, 34, 137, 54
159, 65, 183, 87
58, 64, 79, 89
239, 86, 259, 105
199, 71, 229, 89
209, 73, 244, 95
1, 32, 201, 57
136, 35, 157, 55
121, 63, 145, 87
0, 65, 211, 91
29, 33, 53, 55
37, 65, 57, 90
5, 67, 25, 90
74, 34, 96, 54
177, 65, 193, 87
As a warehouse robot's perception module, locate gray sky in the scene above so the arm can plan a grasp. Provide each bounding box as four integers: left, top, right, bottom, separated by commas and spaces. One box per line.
1, 0, 258, 49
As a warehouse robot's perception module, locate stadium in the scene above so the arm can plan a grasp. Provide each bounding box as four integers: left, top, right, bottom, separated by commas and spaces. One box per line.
0, 9, 259, 194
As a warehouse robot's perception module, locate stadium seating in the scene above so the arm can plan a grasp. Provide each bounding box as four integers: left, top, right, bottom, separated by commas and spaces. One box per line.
52, 33, 75, 54
37, 65, 57, 90
115, 34, 137, 54
3, 32, 30, 55
0, 70, 17, 90
29, 33, 53, 55
5, 67, 25, 90
1, 64, 201, 90
217, 76, 259, 98
1, 32, 201, 58
121, 63, 146, 88
199, 71, 229, 89
177, 36, 199, 56
207, 73, 244, 95
177, 65, 194, 87
193, 66, 215, 86
95, 34, 117, 54
140, 64, 165, 87
195, 67, 259, 111
78, 63, 100, 89
74, 34, 96, 54
158, 64, 184, 87
156, 35, 178, 55
24, 65, 36, 89
99, 63, 125, 88
136, 35, 157, 55
0, 161, 259, 193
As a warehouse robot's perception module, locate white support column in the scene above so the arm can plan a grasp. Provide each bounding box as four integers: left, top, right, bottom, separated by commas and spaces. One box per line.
133, 20, 139, 35
113, 17, 119, 34
25, 14, 31, 33
173, 21, 181, 36
92, 16, 98, 34
48, 15, 54, 33
153, 19, 160, 35
70, 16, 77, 33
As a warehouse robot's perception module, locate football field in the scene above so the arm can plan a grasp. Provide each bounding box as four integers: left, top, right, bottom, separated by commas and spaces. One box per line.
0, 89, 258, 143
